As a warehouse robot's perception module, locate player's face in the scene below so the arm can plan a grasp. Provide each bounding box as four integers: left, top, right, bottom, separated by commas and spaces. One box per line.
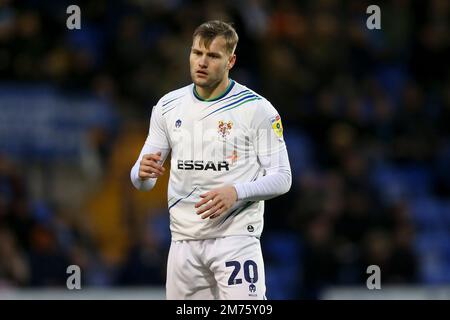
190, 36, 235, 89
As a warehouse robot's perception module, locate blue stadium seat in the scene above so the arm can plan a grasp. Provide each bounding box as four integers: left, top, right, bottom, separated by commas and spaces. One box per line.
283, 129, 313, 178
442, 201, 450, 230
262, 232, 301, 299
415, 231, 447, 254
371, 164, 433, 206
374, 64, 408, 105
418, 249, 449, 284
371, 165, 405, 203
402, 166, 432, 196
409, 197, 445, 231
414, 231, 450, 283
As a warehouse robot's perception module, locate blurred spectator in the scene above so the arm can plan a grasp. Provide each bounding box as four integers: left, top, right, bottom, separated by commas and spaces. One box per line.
0, 228, 29, 287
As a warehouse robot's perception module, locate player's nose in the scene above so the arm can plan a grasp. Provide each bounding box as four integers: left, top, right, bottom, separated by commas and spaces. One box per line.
198, 56, 208, 68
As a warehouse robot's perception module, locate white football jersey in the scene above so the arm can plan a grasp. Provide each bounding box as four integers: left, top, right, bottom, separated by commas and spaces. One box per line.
145, 80, 286, 240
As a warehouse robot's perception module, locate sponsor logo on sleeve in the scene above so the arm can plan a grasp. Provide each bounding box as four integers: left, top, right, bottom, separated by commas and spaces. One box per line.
270, 115, 283, 139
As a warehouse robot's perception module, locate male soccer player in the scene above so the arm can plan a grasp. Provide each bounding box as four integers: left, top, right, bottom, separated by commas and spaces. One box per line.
131, 20, 291, 300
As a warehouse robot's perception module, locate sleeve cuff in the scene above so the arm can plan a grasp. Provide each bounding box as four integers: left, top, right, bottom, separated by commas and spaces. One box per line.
233, 183, 247, 201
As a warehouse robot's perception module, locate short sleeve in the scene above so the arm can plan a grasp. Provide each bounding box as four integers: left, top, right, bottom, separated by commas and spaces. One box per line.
252, 99, 286, 157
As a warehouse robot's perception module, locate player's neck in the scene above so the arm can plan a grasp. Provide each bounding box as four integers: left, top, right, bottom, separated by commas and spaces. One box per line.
194, 78, 231, 101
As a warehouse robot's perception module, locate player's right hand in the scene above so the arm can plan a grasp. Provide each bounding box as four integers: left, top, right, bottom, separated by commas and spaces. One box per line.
139, 152, 166, 180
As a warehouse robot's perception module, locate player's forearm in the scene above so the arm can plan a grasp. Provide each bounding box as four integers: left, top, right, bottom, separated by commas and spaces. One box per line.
130, 142, 170, 191
234, 168, 291, 201
234, 148, 292, 201
130, 161, 157, 191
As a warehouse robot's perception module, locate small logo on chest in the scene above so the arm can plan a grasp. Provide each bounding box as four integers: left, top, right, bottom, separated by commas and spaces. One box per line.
218, 120, 233, 139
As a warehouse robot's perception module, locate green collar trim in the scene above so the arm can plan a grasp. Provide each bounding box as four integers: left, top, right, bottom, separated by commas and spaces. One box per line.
193, 79, 235, 102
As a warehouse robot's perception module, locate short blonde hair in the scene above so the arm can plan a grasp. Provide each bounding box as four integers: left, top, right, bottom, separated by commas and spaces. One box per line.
193, 20, 239, 55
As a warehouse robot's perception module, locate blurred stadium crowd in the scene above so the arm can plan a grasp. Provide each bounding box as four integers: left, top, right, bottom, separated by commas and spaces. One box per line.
0, 0, 449, 299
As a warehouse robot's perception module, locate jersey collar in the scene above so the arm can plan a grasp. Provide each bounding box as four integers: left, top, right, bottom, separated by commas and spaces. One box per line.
193, 79, 235, 102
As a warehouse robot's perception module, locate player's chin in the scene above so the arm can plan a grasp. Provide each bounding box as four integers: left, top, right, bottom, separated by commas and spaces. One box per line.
193, 76, 211, 87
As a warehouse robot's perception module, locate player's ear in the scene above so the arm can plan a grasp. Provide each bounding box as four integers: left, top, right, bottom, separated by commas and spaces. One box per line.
228, 54, 236, 70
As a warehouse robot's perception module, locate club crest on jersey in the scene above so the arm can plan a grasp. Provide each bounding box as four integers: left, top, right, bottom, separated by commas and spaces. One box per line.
175, 119, 182, 128
218, 120, 233, 140
270, 114, 283, 139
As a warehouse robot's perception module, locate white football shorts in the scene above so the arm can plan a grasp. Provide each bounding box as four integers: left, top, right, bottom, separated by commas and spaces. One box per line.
166, 235, 266, 300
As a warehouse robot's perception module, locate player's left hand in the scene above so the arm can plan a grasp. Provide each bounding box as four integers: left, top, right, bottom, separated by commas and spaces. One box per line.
195, 186, 238, 219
